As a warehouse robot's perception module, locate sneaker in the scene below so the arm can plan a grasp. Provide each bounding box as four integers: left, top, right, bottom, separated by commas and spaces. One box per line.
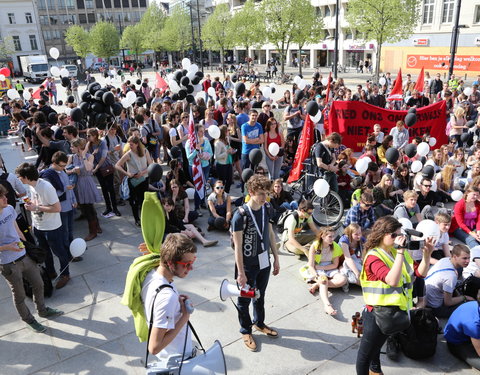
203, 240, 218, 248
102, 211, 115, 218
72, 256, 83, 262
342, 281, 350, 293
242, 333, 257, 351
48, 272, 58, 280
386, 335, 400, 361
28, 320, 47, 333
39, 307, 64, 318
253, 324, 279, 338
101, 209, 110, 216
113, 209, 122, 217
197, 211, 203, 217
55, 275, 70, 290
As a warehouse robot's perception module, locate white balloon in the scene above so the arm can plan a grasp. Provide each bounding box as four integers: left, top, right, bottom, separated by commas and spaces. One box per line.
298, 80, 307, 90
186, 188, 195, 200
64, 107, 72, 116
363, 157, 372, 165
60, 68, 69, 77
188, 64, 198, 74
7, 89, 19, 99
208, 125, 221, 140
0, 74, 5, 82
181, 58, 191, 69
270, 83, 276, 90
169, 80, 181, 94
263, 87, 272, 98
293, 76, 302, 85
121, 98, 131, 108
166, 73, 174, 81
428, 137, 437, 147
49, 47, 60, 60
411, 160, 423, 173
398, 217, 413, 235
416, 219, 440, 240
126, 90, 137, 102
464, 87, 473, 96
268, 142, 280, 156
379, 77, 386, 86
417, 142, 430, 157
70, 238, 87, 257
451, 190, 463, 202
431, 180, 438, 192
193, 84, 202, 93
321, 77, 329, 86
105, 77, 111, 85
50, 66, 60, 77
355, 158, 369, 174
310, 111, 322, 123
23, 91, 31, 100
207, 86, 216, 98
313, 178, 330, 198
187, 70, 196, 81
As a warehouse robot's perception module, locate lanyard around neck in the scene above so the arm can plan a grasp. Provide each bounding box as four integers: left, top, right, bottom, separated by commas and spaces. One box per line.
246, 204, 264, 241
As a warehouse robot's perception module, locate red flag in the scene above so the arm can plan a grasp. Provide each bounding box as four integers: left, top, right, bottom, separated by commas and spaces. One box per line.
413, 66, 425, 93
387, 68, 403, 101
155, 72, 168, 94
188, 108, 205, 199
287, 114, 315, 183
322, 72, 332, 132
31, 79, 48, 99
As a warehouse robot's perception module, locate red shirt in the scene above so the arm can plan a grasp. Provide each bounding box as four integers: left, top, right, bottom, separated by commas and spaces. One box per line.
450, 199, 480, 234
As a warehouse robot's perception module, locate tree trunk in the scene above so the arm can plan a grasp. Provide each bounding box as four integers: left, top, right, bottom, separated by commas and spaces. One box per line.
375, 40, 382, 83
280, 41, 285, 75
221, 47, 225, 78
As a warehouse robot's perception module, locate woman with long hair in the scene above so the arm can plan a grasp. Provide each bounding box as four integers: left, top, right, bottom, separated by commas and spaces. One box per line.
86, 128, 120, 218
439, 144, 451, 167
338, 223, 365, 285
425, 149, 443, 173
356, 216, 433, 375
214, 125, 235, 193
114, 135, 152, 226
435, 163, 456, 202
166, 179, 198, 224
393, 163, 411, 194
449, 147, 467, 180
264, 117, 285, 180
227, 113, 242, 180
67, 138, 102, 241
372, 174, 402, 216
376, 135, 393, 165
451, 186, 480, 248
207, 179, 232, 231
449, 106, 467, 147
276, 90, 291, 109
300, 227, 348, 316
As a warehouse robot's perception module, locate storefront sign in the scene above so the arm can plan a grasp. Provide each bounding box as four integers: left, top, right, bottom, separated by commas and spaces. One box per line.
475, 37, 480, 46
413, 38, 429, 46
328, 101, 447, 151
406, 54, 480, 71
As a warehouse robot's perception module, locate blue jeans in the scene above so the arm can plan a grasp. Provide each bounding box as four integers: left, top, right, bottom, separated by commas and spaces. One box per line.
453, 228, 480, 249
35, 226, 71, 277
281, 201, 298, 210
236, 265, 271, 334
265, 155, 284, 180
60, 210, 74, 247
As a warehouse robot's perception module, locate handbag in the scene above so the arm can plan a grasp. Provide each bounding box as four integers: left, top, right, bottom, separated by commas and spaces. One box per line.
24, 241, 48, 264
372, 305, 410, 335
120, 176, 130, 200
98, 163, 114, 177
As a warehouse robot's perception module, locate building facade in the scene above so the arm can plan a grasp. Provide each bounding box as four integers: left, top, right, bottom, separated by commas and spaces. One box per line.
0, 0, 46, 74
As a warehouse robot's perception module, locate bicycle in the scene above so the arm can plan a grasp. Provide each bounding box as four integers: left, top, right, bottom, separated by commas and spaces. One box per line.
274, 73, 292, 85
287, 159, 344, 227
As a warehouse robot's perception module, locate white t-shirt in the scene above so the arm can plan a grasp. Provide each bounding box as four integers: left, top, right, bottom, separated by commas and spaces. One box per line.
141, 270, 192, 360
425, 257, 458, 308
29, 179, 61, 231
463, 245, 480, 279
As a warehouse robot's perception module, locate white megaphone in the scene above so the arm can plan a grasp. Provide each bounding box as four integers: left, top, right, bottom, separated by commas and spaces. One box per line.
219, 279, 260, 301
146, 340, 227, 375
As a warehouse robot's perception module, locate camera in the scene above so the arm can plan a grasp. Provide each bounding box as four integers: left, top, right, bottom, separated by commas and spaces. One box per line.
396, 228, 421, 251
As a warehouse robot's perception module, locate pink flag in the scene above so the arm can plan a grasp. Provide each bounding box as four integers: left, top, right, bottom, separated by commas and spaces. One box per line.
188, 108, 204, 199
155, 72, 168, 94
31, 79, 49, 99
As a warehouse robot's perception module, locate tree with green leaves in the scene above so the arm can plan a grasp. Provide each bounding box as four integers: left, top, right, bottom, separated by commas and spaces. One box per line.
160, 7, 191, 56
89, 21, 120, 60
0, 36, 14, 62
202, 4, 233, 76
121, 24, 146, 62
65, 25, 90, 68
261, 0, 312, 75
229, 0, 265, 69
139, 3, 166, 60
290, 4, 324, 75
346, 0, 421, 81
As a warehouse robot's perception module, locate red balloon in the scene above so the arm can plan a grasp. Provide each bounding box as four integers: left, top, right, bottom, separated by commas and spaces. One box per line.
0, 67, 10, 77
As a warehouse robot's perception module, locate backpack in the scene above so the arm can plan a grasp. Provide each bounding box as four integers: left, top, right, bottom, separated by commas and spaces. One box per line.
276, 210, 300, 233
24, 265, 53, 298
0, 173, 17, 208
398, 308, 438, 359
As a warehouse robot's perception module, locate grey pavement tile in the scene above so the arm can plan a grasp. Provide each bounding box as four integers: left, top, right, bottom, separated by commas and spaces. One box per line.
82, 261, 132, 302
68, 242, 120, 278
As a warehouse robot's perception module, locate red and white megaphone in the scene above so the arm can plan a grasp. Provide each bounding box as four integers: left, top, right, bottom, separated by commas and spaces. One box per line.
219, 279, 260, 301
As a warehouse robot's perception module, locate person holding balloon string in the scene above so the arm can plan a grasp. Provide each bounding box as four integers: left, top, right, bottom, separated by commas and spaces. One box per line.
263, 117, 284, 180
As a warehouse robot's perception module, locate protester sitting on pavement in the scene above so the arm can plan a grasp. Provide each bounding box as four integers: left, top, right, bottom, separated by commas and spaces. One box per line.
281, 200, 320, 257
67, 138, 102, 241
207, 180, 232, 232
372, 174, 400, 217
270, 178, 298, 222
344, 191, 376, 232
450, 186, 480, 249
436, 163, 456, 202
393, 190, 423, 227
166, 179, 198, 224
430, 212, 452, 264
415, 178, 440, 217
0, 185, 63, 333
300, 226, 348, 316
338, 223, 365, 285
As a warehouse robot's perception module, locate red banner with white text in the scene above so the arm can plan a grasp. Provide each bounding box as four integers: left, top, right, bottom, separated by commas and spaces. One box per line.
328, 101, 447, 152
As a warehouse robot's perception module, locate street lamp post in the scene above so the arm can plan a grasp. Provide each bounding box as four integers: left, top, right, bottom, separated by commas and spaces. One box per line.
118, 14, 126, 67
196, 0, 204, 72
448, 0, 462, 78
333, 0, 339, 79
187, 1, 197, 63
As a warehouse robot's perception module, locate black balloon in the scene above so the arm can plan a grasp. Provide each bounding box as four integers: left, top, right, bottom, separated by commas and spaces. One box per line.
186, 85, 194, 94
191, 76, 201, 85
48, 112, 57, 125
249, 149, 263, 166
306, 100, 319, 116
408, 107, 417, 114
136, 79, 141, 85
405, 112, 417, 127
96, 112, 107, 124
186, 94, 195, 103
235, 82, 245, 96
91, 101, 105, 114
142, 82, 148, 88
467, 120, 476, 128
231, 74, 238, 83
81, 91, 91, 102
67, 95, 75, 104
170, 146, 181, 159
70, 107, 83, 122
147, 163, 163, 183
460, 132, 470, 143
79, 101, 90, 114
419, 156, 427, 165
211, 81, 218, 90
117, 70, 122, 76
295, 90, 305, 101
94, 90, 105, 101
171, 94, 180, 101
467, 133, 475, 147
181, 76, 190, 87
178, 90, 187, 100
135, 97, 145, 107
97, 121, 107, 130
214, 217, 227, 230
385, 147, 400, 164
195, 71, 204, 80
242, 168, 254, 183
277, 147, 284, 157
102, 91, 115, 106
422, 165, 435, 179
182, 69, 188, 76
88, 82, 101, 95
271, 87, 276, 94
404, 143, 417, 158
61, 77, 70, 87
58, 100, 63, 106
111, 102, 122, 116
174, 70, 183, 82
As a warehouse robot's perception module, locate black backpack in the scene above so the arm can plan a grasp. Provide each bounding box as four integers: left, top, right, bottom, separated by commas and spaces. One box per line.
24, 265, 53, 298
398, 308, 438, 359
0, 173, 17, 208
276, 210, 300, 233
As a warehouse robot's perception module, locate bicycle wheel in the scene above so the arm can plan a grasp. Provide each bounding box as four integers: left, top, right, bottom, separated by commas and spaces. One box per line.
311, 191, 344, 227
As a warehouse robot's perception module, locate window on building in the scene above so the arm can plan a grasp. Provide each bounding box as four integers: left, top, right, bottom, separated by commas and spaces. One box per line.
139, 0, 146, 7
123, 13, 131, 22
49, 15, 58, 24
85, 0, 93, 8
58, 0, 66, 9
12, 36, 21, 51
122, 0, 129, 7
39, 15, 49, 24
67, 0, 75, 8
29, 35, 38, 50
475, 5, 480, 23
132, 11, 141, 21
422, 0, 434, 24
8, 13, 16, 24
95, 0, 102, 7
77, 0, 84, 8
114, 0, 120, 7
331, 4, 336, 16
79, 13, 87, 23
25, 12, 33, 23
47, 0, 55, 8
87, 13, 95, 23
442, 0, 454, 23
131, 0, 138, 7
38, 0, 46, 9
325, 6, 330, 17
104, 0, 111, 7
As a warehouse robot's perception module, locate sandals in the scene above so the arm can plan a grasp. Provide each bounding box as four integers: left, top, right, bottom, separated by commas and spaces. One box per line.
309, 284, 319, 295
325, 304, 337, 316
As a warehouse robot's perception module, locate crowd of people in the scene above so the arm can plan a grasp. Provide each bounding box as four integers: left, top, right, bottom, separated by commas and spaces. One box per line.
1, 66, 480, 374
